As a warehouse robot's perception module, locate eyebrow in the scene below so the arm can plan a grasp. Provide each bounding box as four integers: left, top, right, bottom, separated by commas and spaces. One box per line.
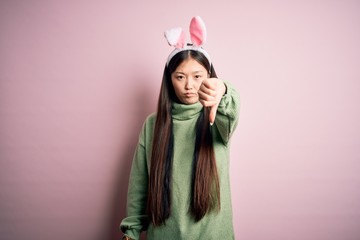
174, 70, 205, 74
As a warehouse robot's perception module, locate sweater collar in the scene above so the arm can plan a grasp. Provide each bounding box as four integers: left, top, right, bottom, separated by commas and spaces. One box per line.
172, 101, 203, 120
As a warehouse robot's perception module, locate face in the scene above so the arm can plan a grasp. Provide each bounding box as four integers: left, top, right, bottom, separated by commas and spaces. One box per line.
171, 57, 208, 104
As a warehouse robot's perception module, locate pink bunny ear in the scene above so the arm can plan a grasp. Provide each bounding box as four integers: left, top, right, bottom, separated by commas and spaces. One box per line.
164, 27, 186, 48
189, 16, 207, 46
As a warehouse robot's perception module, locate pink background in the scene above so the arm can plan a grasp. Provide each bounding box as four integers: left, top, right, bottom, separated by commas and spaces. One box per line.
1, 1, 359, 240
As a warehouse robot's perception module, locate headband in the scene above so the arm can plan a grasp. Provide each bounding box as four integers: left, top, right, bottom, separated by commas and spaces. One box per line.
164, 16, 211, 66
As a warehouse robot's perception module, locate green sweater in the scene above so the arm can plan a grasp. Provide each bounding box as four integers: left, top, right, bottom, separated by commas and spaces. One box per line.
120, 82, 240, 240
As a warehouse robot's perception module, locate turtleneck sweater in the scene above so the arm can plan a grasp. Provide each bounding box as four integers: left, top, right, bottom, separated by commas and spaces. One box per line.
120, 82, 240, 240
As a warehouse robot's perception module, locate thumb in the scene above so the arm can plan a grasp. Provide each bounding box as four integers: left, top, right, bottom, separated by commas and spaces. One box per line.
209, 103, 219, 126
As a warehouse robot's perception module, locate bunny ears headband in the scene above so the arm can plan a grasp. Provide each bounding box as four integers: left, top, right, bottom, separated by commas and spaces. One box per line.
165, 16, 211, 66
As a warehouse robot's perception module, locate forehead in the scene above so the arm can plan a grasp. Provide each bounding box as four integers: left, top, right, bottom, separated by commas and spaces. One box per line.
174, 57, 207, 73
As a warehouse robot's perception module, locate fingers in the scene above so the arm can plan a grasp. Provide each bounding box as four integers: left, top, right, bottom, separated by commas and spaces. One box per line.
198, 86, 216, 97
198, 78, 226, 125
198, 79, 217, 105
200, 78, 217, 92
198, 89, 217, 107
200, 79, 216, 90
198, 78, 223, 106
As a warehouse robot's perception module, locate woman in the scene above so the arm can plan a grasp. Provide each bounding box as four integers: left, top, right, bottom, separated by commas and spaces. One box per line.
120, 16, 240, 240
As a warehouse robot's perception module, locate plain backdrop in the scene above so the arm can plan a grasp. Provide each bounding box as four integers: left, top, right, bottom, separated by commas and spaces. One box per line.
1, 1, 359, 240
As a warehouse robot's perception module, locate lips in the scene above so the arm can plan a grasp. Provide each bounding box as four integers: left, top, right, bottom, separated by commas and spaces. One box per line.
184, 92, 196, 97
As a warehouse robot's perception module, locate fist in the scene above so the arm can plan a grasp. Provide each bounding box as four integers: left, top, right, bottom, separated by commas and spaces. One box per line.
198, 78, 226, 124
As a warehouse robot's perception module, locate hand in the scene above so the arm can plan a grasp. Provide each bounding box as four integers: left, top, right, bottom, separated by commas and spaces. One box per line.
198, 78, 226, 125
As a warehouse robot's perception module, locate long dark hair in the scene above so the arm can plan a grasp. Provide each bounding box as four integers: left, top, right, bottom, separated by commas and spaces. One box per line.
147, 50, 220, 226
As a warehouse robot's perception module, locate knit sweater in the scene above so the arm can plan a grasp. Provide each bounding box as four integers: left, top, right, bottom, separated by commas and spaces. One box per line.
120, 82, 240, 240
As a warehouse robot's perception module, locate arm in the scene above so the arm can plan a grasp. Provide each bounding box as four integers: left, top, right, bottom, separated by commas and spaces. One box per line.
120, 124, 150, 240
213, 81, 240, 144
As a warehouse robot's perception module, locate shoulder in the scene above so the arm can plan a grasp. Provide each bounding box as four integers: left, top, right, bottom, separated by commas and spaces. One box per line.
144, 112, 156, 126
140, 112, 157, 136
137, 112, 156, 146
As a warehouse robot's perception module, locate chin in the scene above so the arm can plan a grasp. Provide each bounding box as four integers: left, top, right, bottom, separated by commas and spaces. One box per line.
183, 99, 198, 105
177, 95, 199, 105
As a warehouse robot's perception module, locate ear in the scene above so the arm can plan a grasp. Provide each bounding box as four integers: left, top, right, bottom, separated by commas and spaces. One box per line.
164, 27, 186, 48
189, 16, 207, 46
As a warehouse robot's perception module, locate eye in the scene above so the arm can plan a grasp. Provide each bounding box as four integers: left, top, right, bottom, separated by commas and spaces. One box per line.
176, 75, 185, 80
195, 75, 203, 79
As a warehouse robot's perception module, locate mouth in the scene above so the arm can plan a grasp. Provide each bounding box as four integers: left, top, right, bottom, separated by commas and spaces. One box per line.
184, 92, 196, 97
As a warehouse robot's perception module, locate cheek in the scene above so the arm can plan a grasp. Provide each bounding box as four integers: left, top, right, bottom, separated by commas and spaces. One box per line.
194, 79, 204, 90
171, 81, 182, 95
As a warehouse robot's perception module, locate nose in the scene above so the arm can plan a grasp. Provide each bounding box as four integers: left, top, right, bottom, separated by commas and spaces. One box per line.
185, 77, 194, 90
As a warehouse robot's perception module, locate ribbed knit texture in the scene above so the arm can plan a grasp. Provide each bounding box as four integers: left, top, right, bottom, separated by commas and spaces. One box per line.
120, 82, 240, 240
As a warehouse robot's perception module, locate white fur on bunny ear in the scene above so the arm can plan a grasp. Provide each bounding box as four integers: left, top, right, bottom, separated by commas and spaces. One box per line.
164, 27, 185, 48
189, 16, 207, 46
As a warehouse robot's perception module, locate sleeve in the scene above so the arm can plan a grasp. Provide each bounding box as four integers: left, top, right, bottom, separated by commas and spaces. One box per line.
213, 80, 241, 145
119, 122, 150, 240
